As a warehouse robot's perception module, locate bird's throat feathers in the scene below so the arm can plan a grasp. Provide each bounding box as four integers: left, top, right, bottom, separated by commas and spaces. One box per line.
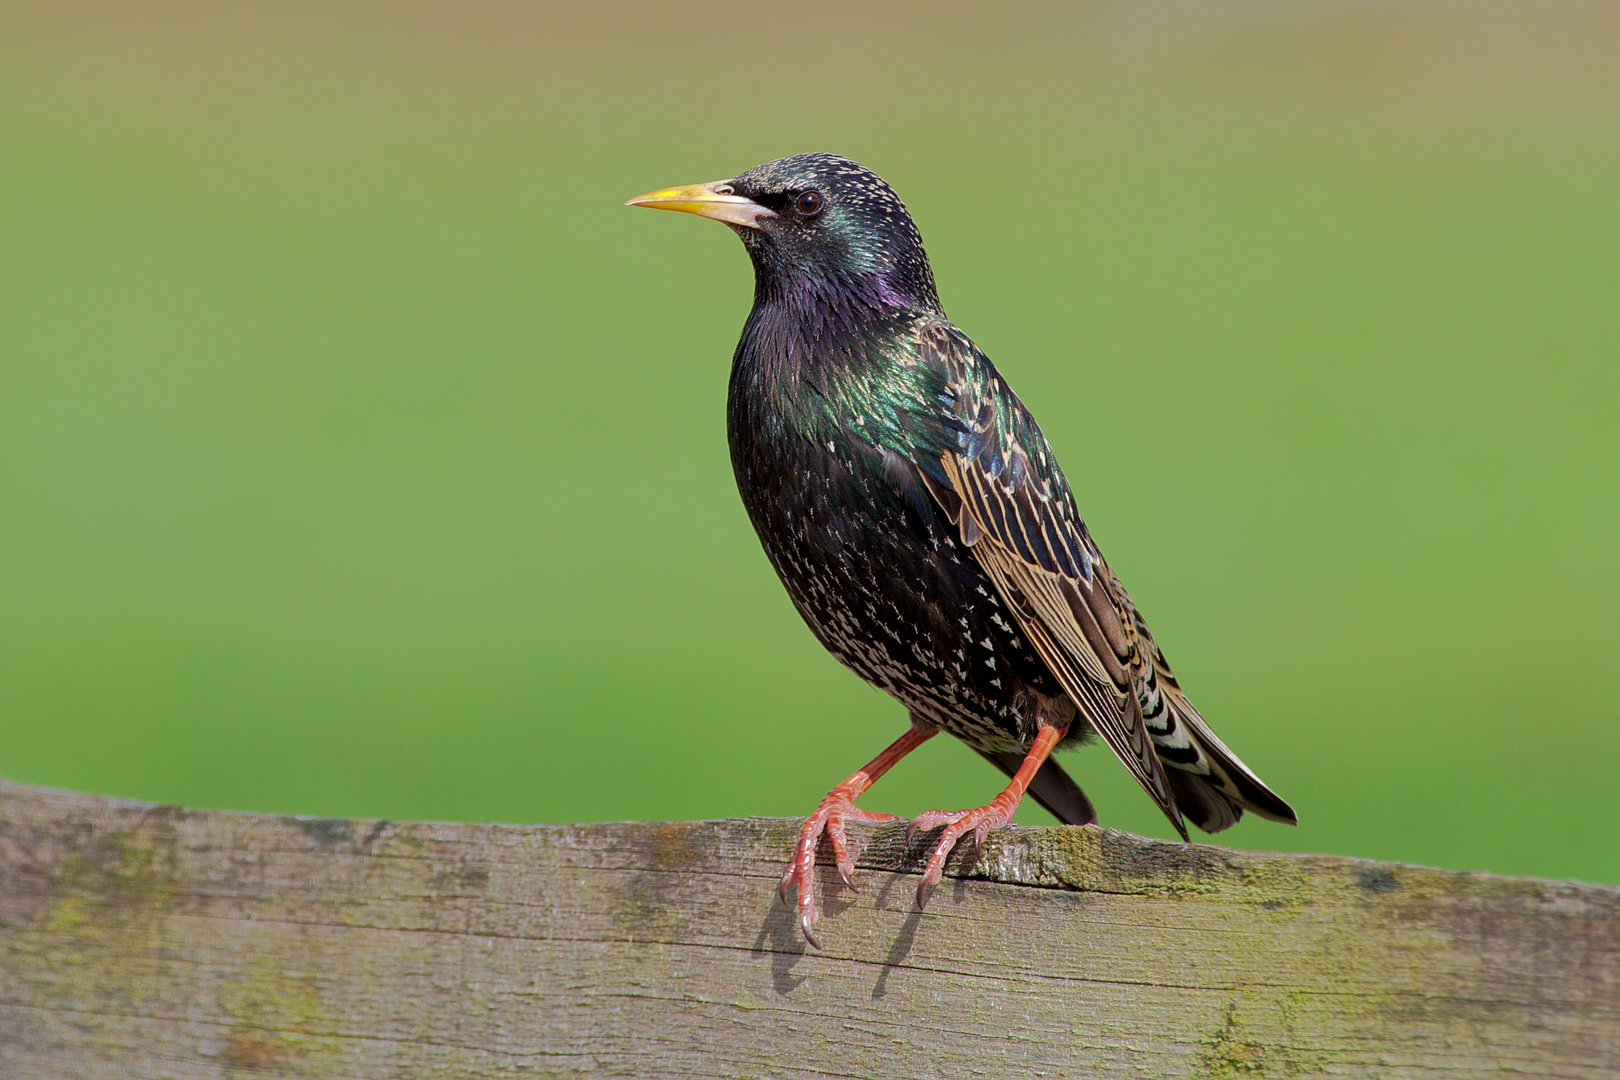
731, 281, 938, 443
740, 226, 939, 316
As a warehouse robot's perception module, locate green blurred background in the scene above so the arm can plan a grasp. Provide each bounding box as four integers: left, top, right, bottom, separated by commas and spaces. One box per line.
3, 2, 1616, 885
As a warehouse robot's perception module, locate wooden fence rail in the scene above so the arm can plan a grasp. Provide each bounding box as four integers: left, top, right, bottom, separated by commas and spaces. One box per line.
1, 778, 1616, 1078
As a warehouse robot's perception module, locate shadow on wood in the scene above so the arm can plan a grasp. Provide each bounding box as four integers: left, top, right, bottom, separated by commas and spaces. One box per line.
2, 777, 1616, 1078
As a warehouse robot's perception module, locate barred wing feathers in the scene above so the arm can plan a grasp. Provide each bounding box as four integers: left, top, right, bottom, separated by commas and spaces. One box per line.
913, 321, 1295, 835
913, 322, 1185, 837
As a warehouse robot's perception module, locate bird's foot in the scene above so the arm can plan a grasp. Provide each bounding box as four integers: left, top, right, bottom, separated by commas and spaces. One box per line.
781, 791, 900, 947
906, 795, 1019, 907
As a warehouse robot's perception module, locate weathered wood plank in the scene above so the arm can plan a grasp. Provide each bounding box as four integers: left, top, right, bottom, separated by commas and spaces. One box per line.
1, 777, 1615, 1078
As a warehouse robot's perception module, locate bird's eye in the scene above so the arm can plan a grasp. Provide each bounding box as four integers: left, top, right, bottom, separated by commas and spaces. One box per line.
795, 190, 824, 216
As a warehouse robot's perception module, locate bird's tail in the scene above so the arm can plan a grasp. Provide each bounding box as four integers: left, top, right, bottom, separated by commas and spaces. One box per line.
1119, 594, 1297, 833
1157, 690, 1297, 832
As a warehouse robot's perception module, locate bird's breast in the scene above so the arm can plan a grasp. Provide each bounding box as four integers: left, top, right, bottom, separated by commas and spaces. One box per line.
726, 375, 1059, 748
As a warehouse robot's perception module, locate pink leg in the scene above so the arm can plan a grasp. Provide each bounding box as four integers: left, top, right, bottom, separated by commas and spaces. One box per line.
782, 723, 936, 946
908, 724, 1066, 906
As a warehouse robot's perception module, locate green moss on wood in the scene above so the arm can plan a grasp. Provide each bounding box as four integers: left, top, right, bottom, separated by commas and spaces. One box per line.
218, 953, 339, 1077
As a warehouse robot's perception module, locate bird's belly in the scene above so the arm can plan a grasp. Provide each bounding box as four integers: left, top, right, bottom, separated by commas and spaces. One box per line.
744, 455, 1052, 750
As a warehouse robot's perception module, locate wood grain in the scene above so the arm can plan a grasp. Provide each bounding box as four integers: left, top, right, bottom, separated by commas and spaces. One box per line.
1, 777, 1615, 1078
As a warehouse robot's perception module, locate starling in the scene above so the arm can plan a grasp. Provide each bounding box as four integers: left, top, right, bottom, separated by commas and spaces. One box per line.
628, 154, 1296, 943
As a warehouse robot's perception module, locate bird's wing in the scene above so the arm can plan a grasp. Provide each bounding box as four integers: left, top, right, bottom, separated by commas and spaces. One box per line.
909, 321, 1186, 837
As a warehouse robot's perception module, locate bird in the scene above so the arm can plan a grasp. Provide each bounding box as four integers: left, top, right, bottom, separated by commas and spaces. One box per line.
627, 154, 1296, 944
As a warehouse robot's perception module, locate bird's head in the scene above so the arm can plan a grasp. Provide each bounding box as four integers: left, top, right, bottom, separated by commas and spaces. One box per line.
628, 153, 940, 313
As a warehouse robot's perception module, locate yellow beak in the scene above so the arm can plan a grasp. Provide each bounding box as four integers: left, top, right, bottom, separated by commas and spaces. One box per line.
625, 180, 773, 230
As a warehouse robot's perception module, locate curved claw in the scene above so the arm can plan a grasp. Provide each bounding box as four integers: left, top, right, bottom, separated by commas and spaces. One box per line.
973, 820, 995, 850
827, 814, 861, 892
907, 800, 1018, 910
781, 793, 899, 947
